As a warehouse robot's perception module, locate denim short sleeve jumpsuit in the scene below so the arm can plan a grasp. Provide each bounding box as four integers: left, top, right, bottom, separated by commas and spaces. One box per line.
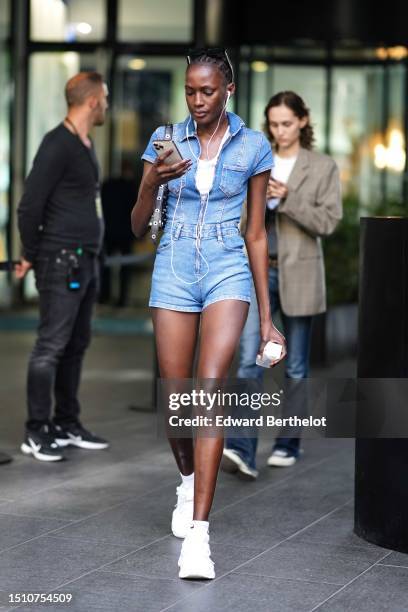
142, 112, 273, 313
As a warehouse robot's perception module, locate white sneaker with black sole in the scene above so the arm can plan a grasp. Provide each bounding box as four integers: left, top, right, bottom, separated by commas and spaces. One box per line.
53, 422, 109, 450
21, 425, 64, 462
221, 448, 258, 480
178, 526, 215, 580
267, 449, 297, 467
172, 483, 194, 538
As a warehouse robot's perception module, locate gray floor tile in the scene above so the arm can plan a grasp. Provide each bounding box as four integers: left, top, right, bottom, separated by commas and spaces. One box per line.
210, 460, 352, 548
257, 438, 354, 472
316, 564, 408, 611
284, 451, 354, 493
298, 438, 355, 459
235, 539, 387, 585
212, 469, 293, 512
0, 513, 70, 552
296, 504, 389, 552
0, 460, 177, 521
214, 439, 349, 510
50, 485, 180, 547
378, 550, 408, 567
15, 570, 202, 612
210, 507, 290, 549
0, 535, 134, 591
164, 572, 338, 612
103, 538, 261, 580
0, 452, 133, 500
0, 435, 169, 501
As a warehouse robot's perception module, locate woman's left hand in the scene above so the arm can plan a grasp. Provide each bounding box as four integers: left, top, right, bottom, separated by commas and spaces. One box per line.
258, 320, 287, 367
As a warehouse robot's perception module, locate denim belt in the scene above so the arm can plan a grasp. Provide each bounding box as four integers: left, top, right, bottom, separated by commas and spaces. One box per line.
165, 220, 241, 240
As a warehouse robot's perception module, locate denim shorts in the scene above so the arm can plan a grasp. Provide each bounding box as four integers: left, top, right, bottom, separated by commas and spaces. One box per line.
149, 220, 251, 312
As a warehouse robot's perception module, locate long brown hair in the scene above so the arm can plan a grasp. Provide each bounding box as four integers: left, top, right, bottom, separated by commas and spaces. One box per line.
264, 91, 315, 150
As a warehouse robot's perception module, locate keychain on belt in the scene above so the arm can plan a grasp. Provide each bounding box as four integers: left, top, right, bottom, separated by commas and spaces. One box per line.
66, 247, 83, 291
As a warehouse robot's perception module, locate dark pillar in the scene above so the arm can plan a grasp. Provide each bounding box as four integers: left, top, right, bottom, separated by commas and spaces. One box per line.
355, 216, 408, 553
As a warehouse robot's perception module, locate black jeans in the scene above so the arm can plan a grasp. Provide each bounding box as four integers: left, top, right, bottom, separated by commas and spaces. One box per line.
26, 250, 98, 431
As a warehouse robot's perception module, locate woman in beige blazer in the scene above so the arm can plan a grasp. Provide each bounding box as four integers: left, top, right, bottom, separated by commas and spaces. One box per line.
222, 91, 342, 478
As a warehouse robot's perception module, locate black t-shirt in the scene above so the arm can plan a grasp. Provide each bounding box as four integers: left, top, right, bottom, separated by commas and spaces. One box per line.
18, 123, 104, 262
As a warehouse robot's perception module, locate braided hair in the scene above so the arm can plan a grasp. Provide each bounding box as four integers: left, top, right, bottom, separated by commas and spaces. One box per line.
186, 48, 234, 85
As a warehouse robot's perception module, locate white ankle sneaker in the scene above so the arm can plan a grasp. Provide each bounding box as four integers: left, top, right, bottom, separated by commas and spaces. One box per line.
171, 484, 194, 539
267, 449, 297, 467
178, 526, 215, 580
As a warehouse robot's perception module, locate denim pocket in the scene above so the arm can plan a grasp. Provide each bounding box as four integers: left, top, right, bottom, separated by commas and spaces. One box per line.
156, 224, 183, 253
220, 164, 248, 197
157, 234, 172, 253
221, 229, 245, 252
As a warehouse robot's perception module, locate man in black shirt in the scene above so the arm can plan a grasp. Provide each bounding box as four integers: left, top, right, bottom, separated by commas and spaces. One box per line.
16, 72, 110, 461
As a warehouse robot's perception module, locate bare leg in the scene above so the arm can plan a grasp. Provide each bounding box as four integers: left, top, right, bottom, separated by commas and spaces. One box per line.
151, 308, 200, 475
193, 300, 249, 520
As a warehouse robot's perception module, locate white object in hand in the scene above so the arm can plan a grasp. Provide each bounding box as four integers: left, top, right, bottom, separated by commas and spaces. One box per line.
256, 341, 283, 368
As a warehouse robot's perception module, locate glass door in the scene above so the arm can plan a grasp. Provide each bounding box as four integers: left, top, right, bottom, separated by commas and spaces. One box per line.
112, 55, 188, 179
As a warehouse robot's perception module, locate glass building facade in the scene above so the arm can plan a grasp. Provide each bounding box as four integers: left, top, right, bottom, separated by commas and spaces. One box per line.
3, 0, 408, 303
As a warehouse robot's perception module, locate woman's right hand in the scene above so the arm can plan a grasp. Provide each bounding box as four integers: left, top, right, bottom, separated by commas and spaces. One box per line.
146, 150, 192, 188
258, 319, 287, 368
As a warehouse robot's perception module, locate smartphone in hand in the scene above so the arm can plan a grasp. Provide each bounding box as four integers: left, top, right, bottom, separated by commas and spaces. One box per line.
153, 140, 184, 165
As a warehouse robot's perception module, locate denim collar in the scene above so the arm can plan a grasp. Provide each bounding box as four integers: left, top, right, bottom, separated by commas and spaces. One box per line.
177, 111, 245, 142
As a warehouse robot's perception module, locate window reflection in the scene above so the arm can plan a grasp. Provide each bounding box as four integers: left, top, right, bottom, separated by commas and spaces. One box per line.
27, 52, 107, 171
385, 65, 405, 200
246, 55, 406, 205
0, 0, 9, 40
118, 0, 193, 42
112, 56, 187, 176
249, 64, 326, 151
30, 0, 105, 42
330, 67, 384, 205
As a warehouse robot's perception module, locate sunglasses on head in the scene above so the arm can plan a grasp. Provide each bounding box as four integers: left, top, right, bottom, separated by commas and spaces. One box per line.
186, 47, 234, 81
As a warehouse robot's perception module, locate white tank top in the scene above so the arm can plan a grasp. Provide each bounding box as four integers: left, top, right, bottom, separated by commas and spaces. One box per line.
195, 127, 230, 198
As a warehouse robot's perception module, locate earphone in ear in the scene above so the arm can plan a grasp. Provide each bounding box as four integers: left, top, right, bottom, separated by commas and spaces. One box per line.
226, 91, 231, 102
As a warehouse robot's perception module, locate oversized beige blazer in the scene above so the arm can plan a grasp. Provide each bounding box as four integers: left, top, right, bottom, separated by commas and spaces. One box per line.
275, 147, 342, 316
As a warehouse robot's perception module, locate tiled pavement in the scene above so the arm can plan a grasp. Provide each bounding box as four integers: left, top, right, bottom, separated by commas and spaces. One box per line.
0, 328, 407, 612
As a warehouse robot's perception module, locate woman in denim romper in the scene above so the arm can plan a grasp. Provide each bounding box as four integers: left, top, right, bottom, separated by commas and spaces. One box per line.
131, 48, 286, 580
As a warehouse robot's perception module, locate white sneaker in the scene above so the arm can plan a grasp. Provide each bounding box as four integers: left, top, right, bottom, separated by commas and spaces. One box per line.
178, 526, 215, 580
221, 448, 258, 480
171, 484, 194, 539
267, 449, 297, 467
